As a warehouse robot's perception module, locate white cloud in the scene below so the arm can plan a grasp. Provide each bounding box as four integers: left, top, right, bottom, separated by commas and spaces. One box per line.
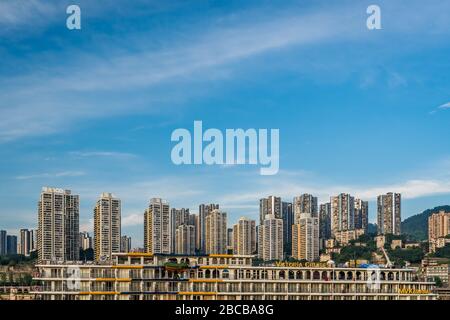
69, 151, 137, 159
16, 171, 86, 180
79, 218, 93, 233
430, 102, 450, 115
0, 4, 361, 142
438, 102, 450, 109
122, 213, 143, 227
0, 0, 57, 28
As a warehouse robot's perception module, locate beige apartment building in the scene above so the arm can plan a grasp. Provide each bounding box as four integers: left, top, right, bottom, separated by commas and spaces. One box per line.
37, 187, 79, 262
175, 224, 196, 255
232, 217, 256, 255
205, 209, 227, 254
258, 214, 283, 261
144, 198, 171, 254
94, 193, 121, 262
428, 210, 450, 253
292, 215, 319, 262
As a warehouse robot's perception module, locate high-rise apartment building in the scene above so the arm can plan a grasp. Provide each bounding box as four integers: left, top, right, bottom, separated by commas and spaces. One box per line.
331, 193, 355, 238
428, 210, 450, 253
0, 230, 6, 256
30, 229, 37, 253
377, 193, 401, 235
258, 214, 283, 261
79, 231, 93, 250
144, 198, 171, 254
199, 204, 219, 253
293, 194, 318, 218
354, 199, 369, 232
205, 209, 227, 254
6, 235, 17, 255
94, 193, 121, 262
233, 217, 256, 255
193, 214, 200, 252
227, 228, 233, 253
319, 203, 331, 244
175, 224, 196, 255
18, 229, 31, 256
292, 215, 319, 262
170, 208, 191, 253
282, 202, 293, 257
259, 196, 282, 225
120, 235, 132, 253
37, 187, 79, 262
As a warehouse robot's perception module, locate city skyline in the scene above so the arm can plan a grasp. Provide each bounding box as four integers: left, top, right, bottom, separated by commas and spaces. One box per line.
2, 0, 450, 248
3, 187, 409, 248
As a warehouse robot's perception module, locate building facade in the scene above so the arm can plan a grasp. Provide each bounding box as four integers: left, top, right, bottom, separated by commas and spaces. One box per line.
233, 217, 256, 256
292, 216, 319, 262
377, 192, 401, 235
259, 196, 281, 225
331, 193, 355, 238
6, 235, 17, 255
175, 224, 196, 255
205, 209, 227, 255
293, 194, 318, 218
79, 232, 93, 251
170, 208, 190, 253
37, 187, 79, 262
144, 198, 171, 255
282, 202, 293, 257
33, 253, 437, 301
198, 204, 219, 254
319, 203, 331, 248
354, 199, 369, 232
120, 236, 132, 253
0, 230, 6, 256
428, 210, 450, 253
94, 193, 121, 262
18, 229, 32, 256
258, 214, 283, 261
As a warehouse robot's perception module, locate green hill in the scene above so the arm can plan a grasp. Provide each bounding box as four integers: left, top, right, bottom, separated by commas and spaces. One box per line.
401, 205, 450, 241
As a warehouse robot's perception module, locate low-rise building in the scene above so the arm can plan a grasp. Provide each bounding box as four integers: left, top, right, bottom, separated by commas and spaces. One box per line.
376, 235, 386, 249
391, 239, 403, 250
334, 229, 365, 246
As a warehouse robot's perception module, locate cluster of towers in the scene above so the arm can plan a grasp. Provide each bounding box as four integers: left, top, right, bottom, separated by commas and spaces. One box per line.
35, 186, 401, 263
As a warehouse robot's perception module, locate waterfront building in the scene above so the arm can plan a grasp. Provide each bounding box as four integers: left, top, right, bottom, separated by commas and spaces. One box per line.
32, 253, 437, 300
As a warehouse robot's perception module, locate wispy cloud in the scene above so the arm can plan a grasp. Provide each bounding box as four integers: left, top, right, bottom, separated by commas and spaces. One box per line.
429, 102, 450, 115
122, 213, 143, 227
0, 0, 58, 29
2, 1, 450, 142
0, 3, 364, 142
69, 151, 137, 159
15, 171, 85, 180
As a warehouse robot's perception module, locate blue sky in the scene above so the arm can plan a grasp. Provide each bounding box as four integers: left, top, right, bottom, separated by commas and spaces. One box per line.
1, 0, 450, 247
